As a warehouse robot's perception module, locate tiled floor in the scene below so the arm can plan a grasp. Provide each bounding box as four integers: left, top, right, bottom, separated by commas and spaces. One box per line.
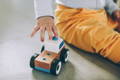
0, 0, 120, 80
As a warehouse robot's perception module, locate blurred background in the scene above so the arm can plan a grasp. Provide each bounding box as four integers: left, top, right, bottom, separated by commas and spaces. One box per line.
0, 0, 120, 80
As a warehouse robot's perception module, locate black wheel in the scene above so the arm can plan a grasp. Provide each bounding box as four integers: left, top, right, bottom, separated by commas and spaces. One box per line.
60, 48, 69, 63
30, 53, 39, 69
41, 45, 45, 53
50, 59, 62, 75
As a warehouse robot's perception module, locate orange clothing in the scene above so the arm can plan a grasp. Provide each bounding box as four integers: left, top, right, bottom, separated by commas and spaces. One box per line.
55, 4, 120, 63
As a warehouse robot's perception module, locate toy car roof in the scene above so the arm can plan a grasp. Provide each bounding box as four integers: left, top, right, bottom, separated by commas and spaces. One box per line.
44, 37, 65, 53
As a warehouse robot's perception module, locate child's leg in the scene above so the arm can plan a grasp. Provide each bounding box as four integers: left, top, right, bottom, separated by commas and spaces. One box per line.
59, 20, 120, 63
55, 4, 120, 63
88, 26, 120, 63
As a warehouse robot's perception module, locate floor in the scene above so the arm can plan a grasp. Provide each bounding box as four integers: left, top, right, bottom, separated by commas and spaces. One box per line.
0, 0, 120, 80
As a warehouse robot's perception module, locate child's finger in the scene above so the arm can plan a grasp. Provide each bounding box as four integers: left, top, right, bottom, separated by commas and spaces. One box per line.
117, 14, 120, 21
116, 11, 120, 19
46, 25, 53, 40
52, 25, 58, 37
40, 27, 45, 42
31, 25, 40, 37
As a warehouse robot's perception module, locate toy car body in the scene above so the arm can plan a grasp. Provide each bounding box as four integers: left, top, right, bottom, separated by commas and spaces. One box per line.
30, 37, 69, 75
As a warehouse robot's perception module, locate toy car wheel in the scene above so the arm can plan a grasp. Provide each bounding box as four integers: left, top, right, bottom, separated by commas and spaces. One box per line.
50, 59, 62, 75
41, 45, 45, 53
60, 48, 69, 63
30, 53, 39, 69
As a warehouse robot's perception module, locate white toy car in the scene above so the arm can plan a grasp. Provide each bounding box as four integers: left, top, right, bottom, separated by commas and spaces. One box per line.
30, 37, 69, 75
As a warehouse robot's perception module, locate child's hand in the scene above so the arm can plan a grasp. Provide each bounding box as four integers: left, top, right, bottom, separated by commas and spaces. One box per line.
31, 16, 58, 42
112, 10, 120, 22
113, 10, 120, 32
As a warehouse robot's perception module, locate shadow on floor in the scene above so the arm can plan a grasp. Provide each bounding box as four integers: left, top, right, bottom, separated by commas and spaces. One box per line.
66, 43, 120, 78
32, 61, 76, 80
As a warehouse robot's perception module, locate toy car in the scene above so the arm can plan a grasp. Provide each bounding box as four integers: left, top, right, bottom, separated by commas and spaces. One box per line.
30, 37, 69, 75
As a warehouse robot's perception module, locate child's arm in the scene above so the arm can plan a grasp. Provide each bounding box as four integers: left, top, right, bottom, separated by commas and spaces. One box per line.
105, 0, 120, 32
103, 0, 120, 32
105, 0, 120, 15
31, 0, 58, 42
105, 0, 120, 23
34, 0, 54, 19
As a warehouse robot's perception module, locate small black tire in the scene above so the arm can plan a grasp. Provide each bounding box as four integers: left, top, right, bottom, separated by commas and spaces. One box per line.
41, 45, 45, 53
60, 48, 69, 63
30, 53, 39, 69
50, 59, 62, 75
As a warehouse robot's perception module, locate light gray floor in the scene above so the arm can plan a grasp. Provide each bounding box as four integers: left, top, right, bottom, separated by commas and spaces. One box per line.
0, 0, 120, 80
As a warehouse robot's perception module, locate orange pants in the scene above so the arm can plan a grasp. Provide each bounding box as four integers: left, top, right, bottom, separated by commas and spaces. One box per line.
55, 4, 120, 63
